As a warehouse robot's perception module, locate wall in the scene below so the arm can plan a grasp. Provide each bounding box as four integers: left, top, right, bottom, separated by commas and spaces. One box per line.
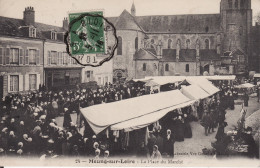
0, 36, 43, 96
135, 60, 159, 79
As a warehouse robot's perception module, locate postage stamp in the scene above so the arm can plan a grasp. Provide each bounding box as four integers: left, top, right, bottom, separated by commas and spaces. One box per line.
65, 11, 118, 67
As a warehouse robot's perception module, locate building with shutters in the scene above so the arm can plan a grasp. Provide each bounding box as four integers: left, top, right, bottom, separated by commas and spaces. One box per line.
0, 7, 84, 98
107, 0, 253, 81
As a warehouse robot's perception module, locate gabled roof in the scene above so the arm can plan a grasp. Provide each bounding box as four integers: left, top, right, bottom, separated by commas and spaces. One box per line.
135, 14, 221, 33
162, 49, 176, 62
179, 49, 196, 62
145, 48, 157, 55
134, 48, 158, 60
114, 10, 143, 32
200, 49, 220, 61
230, 49, 245, 56
0, 16, 65, 41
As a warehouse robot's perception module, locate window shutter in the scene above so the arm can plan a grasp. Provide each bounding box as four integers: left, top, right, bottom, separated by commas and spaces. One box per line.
36, 74, 40, 90
36, 49, 40, 65
5, 48, 10, 65
19, 48, 24, 65
7, 75, 10, 92
48, 51, 51, 65
25, 49, 29, 65
19, 75, 24, 91
0, 48, 3, 65
24, 74, 29, 91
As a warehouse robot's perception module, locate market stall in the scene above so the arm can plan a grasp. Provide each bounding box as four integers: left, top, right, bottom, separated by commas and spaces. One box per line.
80, 90, 193, 134
186, 77, 220, 96
234, 83, 256, 95
180, 85, 210, 100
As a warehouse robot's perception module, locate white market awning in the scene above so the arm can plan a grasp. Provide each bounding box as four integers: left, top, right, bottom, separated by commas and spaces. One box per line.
110, 100, 195, 132
80, 90, 192, 134
186, 77, 220, 96
205, 75, 236, 81
181, 85, 210, 100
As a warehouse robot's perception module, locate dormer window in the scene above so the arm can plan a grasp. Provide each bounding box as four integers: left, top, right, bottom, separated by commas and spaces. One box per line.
51, 31, 57, 40
29, 27, 36, 38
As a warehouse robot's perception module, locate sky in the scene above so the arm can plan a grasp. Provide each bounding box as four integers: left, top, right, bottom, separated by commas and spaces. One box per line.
0, 0, 260, 27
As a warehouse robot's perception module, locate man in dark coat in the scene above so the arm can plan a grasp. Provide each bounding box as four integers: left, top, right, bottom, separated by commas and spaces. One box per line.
201, 112, 211, 136
63, 108, 72, 129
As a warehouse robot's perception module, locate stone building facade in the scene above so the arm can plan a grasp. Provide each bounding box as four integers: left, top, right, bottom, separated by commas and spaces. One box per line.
109, 0, 253, 81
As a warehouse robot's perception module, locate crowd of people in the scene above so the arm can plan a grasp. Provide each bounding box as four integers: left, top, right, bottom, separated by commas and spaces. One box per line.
0, 83, 149, 158
0, 79, 258, 159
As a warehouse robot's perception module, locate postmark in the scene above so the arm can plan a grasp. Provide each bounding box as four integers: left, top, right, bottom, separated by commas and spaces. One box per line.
65, 11, 118, 67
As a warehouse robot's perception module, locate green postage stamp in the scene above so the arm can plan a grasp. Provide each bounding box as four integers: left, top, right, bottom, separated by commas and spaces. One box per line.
69, 11, 105, 55
66, 11, 117, 67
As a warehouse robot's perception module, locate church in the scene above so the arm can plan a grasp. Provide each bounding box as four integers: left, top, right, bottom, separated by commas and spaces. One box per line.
108, 0, 252, 82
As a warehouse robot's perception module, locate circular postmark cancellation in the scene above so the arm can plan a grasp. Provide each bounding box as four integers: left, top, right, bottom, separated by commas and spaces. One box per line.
65, 11, 118, 67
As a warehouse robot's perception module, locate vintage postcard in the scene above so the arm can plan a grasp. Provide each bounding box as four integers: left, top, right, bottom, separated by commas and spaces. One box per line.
0, 0, 260, 167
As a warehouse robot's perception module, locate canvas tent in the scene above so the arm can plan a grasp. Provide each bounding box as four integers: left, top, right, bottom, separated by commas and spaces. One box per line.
144, 76, 186, 86
185, 77, 219, 96
205, 75, 236, 81
180, 85, 210, 100
80, 90, 192, 134
110, 100, 194, 132
235, 83, 255, 89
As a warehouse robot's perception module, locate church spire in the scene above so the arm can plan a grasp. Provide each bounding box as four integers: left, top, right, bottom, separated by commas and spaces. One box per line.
131, 1, 136, 16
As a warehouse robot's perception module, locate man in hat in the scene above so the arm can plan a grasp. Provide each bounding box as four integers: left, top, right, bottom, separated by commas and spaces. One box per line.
201, 112, 211, 136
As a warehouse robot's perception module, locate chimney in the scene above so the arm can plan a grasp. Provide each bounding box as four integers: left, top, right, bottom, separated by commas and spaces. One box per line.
23, 6, 35, 26
63, 17, 68, 30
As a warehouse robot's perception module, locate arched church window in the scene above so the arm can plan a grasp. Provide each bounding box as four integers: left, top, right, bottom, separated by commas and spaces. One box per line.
186, 39, 191, 49
143, 63, 146, 71
168, 39, 172, 49
186, 64, 189, 72
235, 0, 238, 8
205, 39, 210, 49
239, 26, 243, 35
240, 0, 245, 8
150, 39, 154, 48
205, 26, 209, 33
165, 64, 169, 71
117, 36, 122, 55
228, 0, 232, 8
135, 37, 138, 50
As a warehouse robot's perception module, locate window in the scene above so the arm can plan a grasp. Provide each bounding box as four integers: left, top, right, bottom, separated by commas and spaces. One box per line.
168, 39, 172, 49
205, 39, 210, 49
63, 52, 68, 65
143, 63, 146, 71
0, 48, 3, 65
205, 26, 209, 33
235, 0, 238, 8
240, 0, 245, 8
29, 74, 37, 90
165, 64, 169, 71
228, 0, 232, 8
185, 64, 189, 72
10, 75, 19, 92
29, 49, 36, 65
58, 52, 63, 65
85, 71, 93, 82
10, 48, 19, 65
239, 26, 243, 35
186, 39, 191, 49
29, 27, 36, 38
51, 31, 57, 40
135, 37, 138, 50
50, 51, 57, 64
117, 36, 122, 55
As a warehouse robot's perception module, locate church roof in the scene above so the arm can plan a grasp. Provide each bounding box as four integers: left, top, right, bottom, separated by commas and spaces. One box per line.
162, 49, 176, 62
200, 49, 220, 61
134, 48, 158, 60
114, 10, 143, 31
179, 49, 196, 62
135, 14, 221, 33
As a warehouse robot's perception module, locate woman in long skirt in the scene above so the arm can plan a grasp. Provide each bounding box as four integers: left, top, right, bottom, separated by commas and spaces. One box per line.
63, 108, 72, 128
184, 114, 192, 138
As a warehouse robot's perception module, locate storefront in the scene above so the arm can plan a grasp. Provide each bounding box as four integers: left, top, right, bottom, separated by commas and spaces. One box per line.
44, 68, 82, 89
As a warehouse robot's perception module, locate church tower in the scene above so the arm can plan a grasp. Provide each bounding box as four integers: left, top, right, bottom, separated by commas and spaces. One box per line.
220, 0, 252, 56
131, 2, 136, 16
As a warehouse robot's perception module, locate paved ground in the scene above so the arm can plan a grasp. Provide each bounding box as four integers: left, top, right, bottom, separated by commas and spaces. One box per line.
55, 94, 260, 159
